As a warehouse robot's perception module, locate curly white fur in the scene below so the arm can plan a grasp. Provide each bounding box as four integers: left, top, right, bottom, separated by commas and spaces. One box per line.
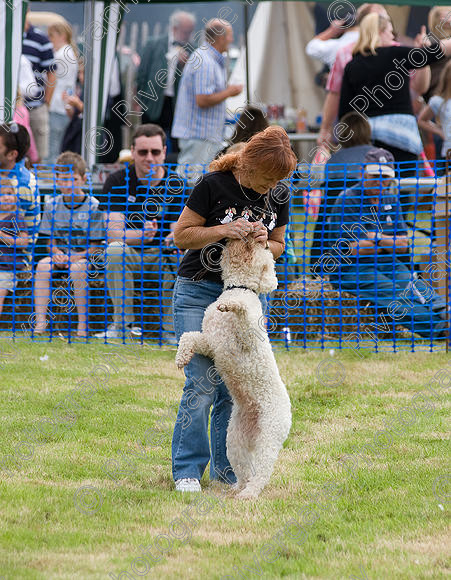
176, 235, 291, 499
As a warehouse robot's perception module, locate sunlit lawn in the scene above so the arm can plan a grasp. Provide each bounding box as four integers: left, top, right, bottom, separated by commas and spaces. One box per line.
0, 339, 449, 579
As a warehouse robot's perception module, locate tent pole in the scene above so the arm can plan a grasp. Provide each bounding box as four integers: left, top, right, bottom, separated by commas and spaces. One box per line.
81, 0, 96, 167
243, 2, 250, 102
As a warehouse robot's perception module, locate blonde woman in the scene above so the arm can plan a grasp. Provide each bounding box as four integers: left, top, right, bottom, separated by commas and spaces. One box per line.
339, 13, 451, 169
419, 60, 451, 170
424, 5, 451, 101
46, 21, 79, 163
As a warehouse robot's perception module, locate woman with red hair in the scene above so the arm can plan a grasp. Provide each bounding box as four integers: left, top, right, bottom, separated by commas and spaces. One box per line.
171, 125, 297, 492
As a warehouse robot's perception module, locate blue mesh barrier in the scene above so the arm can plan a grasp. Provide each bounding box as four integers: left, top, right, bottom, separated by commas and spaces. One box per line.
0, 160, 449, 352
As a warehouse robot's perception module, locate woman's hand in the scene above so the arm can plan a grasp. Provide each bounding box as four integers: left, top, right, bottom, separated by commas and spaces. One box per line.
251, 221, 268, 245
222, 218, 254, 240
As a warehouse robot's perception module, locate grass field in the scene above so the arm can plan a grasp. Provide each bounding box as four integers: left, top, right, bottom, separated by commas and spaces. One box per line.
0, 339, 449, 580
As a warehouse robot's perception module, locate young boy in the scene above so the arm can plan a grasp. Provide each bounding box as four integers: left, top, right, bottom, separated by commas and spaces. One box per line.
0, 180, 29, 318
34, 152, 105, 337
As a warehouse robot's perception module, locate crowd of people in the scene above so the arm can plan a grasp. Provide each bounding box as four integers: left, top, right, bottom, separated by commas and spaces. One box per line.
303, 3, 451, 340
0, 5, 450, 347
11, 5, 451, 170
309, 4, 451, 169
0, 123, 187, 342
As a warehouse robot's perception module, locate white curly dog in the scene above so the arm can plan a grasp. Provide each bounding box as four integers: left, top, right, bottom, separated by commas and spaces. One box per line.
175, 235, 291, 499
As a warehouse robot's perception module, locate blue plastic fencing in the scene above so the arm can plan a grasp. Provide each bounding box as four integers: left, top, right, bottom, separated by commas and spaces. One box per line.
0, 160, 449, 352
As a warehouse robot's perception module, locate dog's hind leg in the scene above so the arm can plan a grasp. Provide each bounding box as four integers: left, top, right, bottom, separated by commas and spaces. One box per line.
237, 410, 290, 499
175, 332, 213, 369
226, 412, 253, 493
236, 441, 282, 500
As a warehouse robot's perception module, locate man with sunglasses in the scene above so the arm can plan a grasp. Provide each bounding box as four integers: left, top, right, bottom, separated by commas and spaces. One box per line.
324, 148, 447, 341
95, 124, 186, 341
0, 123, 40, 241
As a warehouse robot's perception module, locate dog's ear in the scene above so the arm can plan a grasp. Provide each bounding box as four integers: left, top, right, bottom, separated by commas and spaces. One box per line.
259, 260, 278, 293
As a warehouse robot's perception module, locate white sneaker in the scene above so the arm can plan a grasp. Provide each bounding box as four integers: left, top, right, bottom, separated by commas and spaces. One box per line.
128, 325, 143, 337
94, 323, 142, 339
175, 478, 201, 492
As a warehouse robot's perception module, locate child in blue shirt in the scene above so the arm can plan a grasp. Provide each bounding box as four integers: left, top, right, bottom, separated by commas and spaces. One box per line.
33, 152, 104, 337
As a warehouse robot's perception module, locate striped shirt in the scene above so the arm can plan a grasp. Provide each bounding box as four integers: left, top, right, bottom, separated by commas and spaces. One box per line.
171, 44, 227, 143
22, 26, 55, 108
8, 160, 40, 239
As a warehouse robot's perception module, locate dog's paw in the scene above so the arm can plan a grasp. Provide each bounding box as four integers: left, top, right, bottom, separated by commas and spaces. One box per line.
235, 488, 259, 500
217, 301, 244, 314
231, 482, 243, 493
175, 348, 193, 369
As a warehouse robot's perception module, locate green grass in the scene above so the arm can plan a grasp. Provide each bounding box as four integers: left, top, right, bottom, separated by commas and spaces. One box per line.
0, 340, 449, 579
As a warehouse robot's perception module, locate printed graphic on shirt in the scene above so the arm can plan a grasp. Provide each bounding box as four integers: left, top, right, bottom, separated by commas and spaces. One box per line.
217, 204, 277, 231
220, 207, 236, 224
179, 170, 290, 283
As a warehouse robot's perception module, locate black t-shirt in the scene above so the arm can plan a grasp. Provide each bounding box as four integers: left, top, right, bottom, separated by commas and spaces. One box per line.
339, 44, 445, 119
99, 165, 186, 248
178, 170, 290, 283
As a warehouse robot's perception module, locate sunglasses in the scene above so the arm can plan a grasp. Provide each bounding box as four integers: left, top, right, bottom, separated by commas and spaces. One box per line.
135, 148, 163, 157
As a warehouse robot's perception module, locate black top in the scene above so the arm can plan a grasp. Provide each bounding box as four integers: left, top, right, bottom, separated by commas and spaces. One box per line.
99, 165, 186, 248
178, 170, 290, 283
339, 44, 445, 119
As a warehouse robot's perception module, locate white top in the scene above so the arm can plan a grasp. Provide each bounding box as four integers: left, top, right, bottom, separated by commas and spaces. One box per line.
109, 56, 121, 98
19, 55, 38, 99
306, 29, 359, 69
49, 45, 78, 115
429, 95, 451, 157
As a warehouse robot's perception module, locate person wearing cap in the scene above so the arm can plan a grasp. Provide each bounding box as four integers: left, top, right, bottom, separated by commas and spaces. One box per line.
323, 147, 447, 340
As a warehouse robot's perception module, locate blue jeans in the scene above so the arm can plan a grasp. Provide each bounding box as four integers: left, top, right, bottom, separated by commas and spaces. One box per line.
46, 112, 69, 163
171, 276, 267, 483
331, 258, 446, 339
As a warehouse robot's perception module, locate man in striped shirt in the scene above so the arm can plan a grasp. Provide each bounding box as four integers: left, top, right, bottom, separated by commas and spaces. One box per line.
172, 18, 242, 183
22, 13, 56, 163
